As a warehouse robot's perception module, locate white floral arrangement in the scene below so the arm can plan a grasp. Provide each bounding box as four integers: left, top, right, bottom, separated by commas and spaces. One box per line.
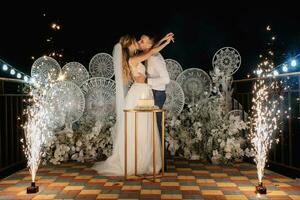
165, 104, 203, 160
164, 67, 249, 165
42, 114, 115, 165
165, 95, 248, 164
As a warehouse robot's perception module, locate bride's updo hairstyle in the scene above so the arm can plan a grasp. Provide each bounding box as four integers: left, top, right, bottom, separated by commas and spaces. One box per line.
119, 34, 136, 84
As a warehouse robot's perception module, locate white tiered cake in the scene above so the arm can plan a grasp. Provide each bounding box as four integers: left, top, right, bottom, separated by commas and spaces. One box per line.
136, 93, 156, 109
137, 98, 154, 108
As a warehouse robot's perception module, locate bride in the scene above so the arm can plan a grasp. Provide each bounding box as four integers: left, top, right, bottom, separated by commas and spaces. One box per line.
92, 34, 173, 175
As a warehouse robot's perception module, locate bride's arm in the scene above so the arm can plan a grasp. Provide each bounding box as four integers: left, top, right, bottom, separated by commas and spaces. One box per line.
129, 36, 173, 67
153, 32, 174, 48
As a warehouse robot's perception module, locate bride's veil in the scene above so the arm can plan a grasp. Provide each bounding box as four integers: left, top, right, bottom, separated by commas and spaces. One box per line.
112, 43, 127, 145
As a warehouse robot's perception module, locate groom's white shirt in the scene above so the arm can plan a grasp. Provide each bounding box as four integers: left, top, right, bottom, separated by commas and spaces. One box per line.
146, 53, 170, 91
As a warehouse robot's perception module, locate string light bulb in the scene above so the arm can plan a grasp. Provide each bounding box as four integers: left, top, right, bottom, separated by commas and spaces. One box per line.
282, 64, 288, 72
24, 76, 29, 82
2, 64, 8, 71
291, 59, 297, 67
10, 69, 16, 75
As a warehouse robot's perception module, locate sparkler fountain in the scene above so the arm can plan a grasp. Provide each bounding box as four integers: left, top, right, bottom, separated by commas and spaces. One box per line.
22, 82, 54, 193
22, 56, 61, 193
250, 62, 281, 195
249, 25, 283, 195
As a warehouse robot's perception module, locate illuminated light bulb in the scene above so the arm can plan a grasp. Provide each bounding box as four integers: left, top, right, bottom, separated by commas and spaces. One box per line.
24, 76, 29, 82
282, 65, 288, 72
291, 59, 297, 67
10, 69, 16, 75
51, 23, 57, 29
272, 36, 276, 40
273, 70, 279, 76
2, 64, 8, 71
17, 73, 22, 79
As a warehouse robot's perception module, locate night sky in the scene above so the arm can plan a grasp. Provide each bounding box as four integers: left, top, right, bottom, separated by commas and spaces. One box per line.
1, 3, 300, 80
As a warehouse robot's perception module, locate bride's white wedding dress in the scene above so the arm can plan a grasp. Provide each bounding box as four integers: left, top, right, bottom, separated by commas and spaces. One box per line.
92, 53, 161, 176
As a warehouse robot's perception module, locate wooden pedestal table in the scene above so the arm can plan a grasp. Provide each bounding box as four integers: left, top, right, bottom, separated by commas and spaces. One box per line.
123, 108, 165, 182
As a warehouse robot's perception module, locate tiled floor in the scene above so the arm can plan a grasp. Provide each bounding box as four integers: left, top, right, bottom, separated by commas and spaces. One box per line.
0, 157, 300, 199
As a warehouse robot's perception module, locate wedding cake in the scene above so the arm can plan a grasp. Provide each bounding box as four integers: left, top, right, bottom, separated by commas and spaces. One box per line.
136, 93, 155, 109
137, 98, 154, 108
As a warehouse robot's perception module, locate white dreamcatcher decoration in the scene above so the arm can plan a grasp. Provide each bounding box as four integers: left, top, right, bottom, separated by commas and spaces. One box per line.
80, 77, 116, 123
176, 68, 212, 105
165, 59, 183, 80
31, 56, 61, 84
46, 81, 85, 130
61, 62, 89, 86
89, 53, 114, 78
212, 47, 241, 76
163, 80, 185, 117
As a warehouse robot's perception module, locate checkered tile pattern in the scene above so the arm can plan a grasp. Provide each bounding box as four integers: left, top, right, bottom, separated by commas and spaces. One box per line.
1, 157, 300, 199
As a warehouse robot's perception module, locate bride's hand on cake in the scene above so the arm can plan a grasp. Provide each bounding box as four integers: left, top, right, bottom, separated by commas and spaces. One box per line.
135, 73, 145, 83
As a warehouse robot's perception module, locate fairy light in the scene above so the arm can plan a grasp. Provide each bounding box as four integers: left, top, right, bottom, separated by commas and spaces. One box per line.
51, 23, 57, 29
2, 64, 8, 71
291, 59, 297, 67
282, 64, 288, 72
24, 76, 29, 82
1, 59, 31, 81
273, 70, 279, 76
10, 69, 16, 75
51, 22, 61, 31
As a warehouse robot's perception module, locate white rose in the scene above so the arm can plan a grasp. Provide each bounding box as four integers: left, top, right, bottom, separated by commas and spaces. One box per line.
76, 140, 82, 147
224, 145, 232, 153
225, 152, 232, 159
220, 141, 225, 148
66, 132, 73, 138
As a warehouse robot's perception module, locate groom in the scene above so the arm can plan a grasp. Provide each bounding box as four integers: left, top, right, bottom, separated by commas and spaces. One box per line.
137, 32, 173, 171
